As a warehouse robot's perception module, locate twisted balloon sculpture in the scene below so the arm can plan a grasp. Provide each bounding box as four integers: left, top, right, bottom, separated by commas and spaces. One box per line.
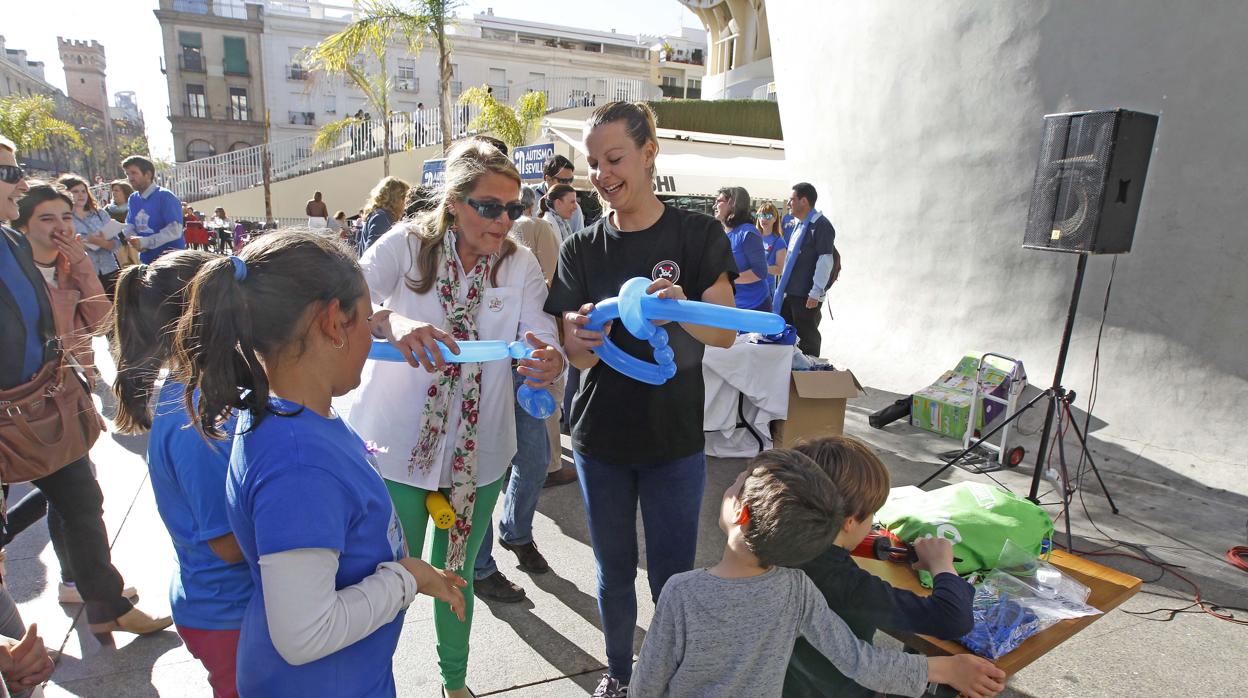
368, 339, 558, 419
584, 277, 786, 385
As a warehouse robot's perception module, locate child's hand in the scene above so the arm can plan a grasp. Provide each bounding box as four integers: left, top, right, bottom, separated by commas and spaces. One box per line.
911, 536, 957, 577
400, 557, 468, 621
928, 654, 1006, 698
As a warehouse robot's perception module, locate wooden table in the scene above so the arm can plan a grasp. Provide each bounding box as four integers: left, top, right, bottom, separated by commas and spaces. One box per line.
853, 549, 1142, 676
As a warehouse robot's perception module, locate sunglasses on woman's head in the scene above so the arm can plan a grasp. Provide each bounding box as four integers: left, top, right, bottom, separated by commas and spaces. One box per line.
0, 165, 24, 185
465, 198, 526, 221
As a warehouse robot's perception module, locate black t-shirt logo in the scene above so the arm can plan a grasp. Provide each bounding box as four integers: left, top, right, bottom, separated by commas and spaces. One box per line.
651, 260, 681, 284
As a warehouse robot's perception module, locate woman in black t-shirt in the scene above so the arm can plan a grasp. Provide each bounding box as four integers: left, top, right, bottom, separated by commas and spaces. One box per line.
544, 102, 737, 698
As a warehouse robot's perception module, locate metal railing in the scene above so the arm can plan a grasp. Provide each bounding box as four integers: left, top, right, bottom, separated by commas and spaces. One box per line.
488, 84, 509, 101
153, 77, 660, 203
395, 77, 419, 92
154, 105, 481, 203
224, 58, 250, 76
179, 53, 205, 72
287, 64, 309, 80
511, 75, 659, 110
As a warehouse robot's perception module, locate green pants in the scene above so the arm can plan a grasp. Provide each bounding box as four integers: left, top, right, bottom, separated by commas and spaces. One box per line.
385, 477, 502, 691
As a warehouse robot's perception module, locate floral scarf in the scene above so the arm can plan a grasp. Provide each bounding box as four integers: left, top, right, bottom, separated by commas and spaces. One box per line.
409, 229, 491, 569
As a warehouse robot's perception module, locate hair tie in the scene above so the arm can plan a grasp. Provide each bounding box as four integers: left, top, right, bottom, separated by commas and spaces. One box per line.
229, 256, 247, 282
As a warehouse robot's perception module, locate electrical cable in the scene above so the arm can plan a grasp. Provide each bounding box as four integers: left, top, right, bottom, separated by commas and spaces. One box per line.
1227, 547, 1248, 573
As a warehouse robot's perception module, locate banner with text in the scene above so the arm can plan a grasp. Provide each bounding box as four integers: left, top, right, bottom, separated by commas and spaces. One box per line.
512, 143, 556, 182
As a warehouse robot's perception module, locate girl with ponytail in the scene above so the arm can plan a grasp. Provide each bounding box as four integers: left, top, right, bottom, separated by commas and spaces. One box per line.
172, 229, 467, 698
111, 249, 251, 698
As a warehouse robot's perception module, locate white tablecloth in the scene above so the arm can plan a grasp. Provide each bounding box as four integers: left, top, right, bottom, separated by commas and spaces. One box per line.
702, 340, 794, 458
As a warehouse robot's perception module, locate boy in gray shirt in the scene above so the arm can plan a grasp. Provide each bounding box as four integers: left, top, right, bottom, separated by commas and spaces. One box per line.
631, 450, 1005, 698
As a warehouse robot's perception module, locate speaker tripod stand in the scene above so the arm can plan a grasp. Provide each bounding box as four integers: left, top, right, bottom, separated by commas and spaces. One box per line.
918, 253, 1119, 551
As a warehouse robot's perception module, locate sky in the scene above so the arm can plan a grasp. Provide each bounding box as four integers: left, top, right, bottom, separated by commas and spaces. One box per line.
6, 0, 700, 160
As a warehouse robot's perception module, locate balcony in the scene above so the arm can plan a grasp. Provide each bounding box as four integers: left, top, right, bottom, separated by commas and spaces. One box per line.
224, 59, 250, 76
487, 84, 508, 101
659, 49, 705, 66
449, 80, 463, 97
178, 53, 206, 72
228, 107, 253, 122
288, 111, 316, 126
287, 64, 309, 81
176, 102, 210, 119
395, 77, 419, 92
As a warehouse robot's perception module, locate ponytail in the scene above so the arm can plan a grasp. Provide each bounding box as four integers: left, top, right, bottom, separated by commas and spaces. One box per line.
540, 184, 576, 217
111, 251, 216, 434
173, 230, 367, 438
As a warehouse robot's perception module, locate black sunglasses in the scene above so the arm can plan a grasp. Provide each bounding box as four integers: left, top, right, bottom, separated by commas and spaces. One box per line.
553, 176, 574, 185
0, 165, 24, 185
465, 198, 525, 221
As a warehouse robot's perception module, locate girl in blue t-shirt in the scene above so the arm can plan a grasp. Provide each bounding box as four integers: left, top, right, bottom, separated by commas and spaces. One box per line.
756, 201, 788, 300
173, 230, 468, 698
111, 249, 251, 698
714, 186, 770, 312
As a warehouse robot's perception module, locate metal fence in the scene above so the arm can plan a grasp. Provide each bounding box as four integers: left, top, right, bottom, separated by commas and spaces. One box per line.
155, 105, 481, 203
155, 77, 660, 204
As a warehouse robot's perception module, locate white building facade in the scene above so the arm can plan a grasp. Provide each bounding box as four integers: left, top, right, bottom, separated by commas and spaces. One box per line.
262, 2, 664, 143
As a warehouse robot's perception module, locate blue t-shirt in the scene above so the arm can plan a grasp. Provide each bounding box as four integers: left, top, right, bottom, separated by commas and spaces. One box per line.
761, 232, 788, 298
781, 214, 799, 244
127, 186, 185, 263
227, 397, 408, 698
0, 233, 44, 382
726, 223, 769, 310
147, 381, 252, 630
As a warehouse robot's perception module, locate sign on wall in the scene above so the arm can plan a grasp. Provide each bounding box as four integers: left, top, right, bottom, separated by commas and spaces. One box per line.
421, 158, 445, 187
512, 143, 556, 182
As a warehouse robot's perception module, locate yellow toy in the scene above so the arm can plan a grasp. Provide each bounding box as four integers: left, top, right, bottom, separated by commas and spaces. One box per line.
426, 491, 456, 529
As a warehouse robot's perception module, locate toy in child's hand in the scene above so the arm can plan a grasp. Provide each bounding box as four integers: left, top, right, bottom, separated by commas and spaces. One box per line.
426, 491, 456, 529
584, 277, 786, 385
852, 529, 962, 564
368, 340, 557, 419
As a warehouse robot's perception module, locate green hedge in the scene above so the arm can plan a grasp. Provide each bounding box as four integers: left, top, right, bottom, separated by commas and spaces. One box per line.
646, 100, 782, 140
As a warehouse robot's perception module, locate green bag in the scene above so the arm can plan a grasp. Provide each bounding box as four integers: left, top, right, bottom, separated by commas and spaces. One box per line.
876, 482, 1054, 587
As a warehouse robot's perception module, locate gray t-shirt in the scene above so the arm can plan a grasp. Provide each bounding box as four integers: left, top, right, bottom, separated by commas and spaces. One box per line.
631, 567, 929, 698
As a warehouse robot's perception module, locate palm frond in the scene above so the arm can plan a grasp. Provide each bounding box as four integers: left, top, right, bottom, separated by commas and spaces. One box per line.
312, 116, 362, 152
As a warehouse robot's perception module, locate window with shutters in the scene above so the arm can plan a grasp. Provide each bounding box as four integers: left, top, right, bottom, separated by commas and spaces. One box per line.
223, 37, 248, 75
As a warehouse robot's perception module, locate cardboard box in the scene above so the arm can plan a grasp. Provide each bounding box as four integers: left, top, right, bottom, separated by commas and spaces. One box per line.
910, 354, 1017, 441
772, 369, 864, 448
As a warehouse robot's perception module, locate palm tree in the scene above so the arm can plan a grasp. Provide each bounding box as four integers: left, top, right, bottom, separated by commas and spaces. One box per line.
0, 94, 85, 155
304, 0, 460, 174
458, 87, 547, 148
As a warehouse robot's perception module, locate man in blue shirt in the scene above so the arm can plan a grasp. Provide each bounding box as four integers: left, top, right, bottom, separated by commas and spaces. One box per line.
771, 183, 841, 357
122, 155, 185, 263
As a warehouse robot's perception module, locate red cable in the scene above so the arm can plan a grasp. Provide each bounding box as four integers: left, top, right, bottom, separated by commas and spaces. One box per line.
1227, 546, 1248, 573
1071, 546, 1248, 626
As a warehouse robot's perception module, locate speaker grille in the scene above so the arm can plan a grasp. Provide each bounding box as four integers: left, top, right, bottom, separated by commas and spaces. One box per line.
1023, 111, 1117, 251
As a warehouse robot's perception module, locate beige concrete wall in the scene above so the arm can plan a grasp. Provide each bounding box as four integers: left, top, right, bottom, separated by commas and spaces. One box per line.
193, 143, 443, 220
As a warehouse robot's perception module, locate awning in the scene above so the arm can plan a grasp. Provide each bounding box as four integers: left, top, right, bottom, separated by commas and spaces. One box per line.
542, 117, 790, 200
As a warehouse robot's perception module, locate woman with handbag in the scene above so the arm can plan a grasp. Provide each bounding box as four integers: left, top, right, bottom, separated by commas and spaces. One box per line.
0, 149, 170, 639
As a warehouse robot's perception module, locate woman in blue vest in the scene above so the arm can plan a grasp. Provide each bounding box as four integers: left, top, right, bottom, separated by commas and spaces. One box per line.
714, 186, 770, 312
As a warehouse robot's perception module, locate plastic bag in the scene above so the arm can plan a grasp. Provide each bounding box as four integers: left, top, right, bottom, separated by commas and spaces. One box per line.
960, 542, 1101, 659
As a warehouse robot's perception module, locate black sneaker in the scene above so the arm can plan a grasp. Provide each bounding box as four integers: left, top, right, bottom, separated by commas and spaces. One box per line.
499, 538, 550, 574
592, 674, 628, 698
473, 570, 527, 603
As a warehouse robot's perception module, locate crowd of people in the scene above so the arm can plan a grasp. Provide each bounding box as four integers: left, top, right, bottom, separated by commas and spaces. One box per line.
0, 102, 1006, 698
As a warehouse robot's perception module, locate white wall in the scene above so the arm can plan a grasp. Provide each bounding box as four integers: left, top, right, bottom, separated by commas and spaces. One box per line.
768, 0, 1248, 493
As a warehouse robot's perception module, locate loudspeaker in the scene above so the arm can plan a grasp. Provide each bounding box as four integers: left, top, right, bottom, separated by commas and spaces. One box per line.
1023, 109, 1158, 254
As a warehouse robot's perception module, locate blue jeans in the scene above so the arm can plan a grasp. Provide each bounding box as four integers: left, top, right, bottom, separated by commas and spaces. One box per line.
574, 450, 706, 683
474, 372, 552, 581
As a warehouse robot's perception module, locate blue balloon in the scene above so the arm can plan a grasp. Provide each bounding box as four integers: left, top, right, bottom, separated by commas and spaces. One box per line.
367, 339, 555, 418
585, 277, 786, 385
